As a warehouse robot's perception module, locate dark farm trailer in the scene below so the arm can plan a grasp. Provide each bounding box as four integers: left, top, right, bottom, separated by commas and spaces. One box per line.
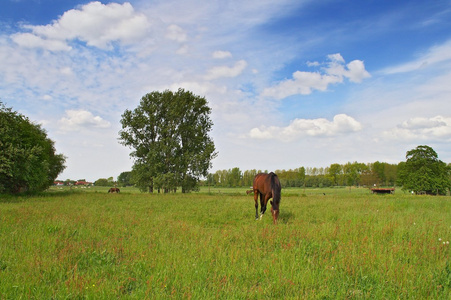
371, 188, 395, 194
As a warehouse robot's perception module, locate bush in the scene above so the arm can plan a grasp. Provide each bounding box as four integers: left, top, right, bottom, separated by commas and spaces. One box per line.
0, 102, 66, 193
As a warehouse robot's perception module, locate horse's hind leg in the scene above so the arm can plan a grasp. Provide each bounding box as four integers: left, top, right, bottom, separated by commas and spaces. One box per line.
259, 193, 267, 219
261, 193, 273, 220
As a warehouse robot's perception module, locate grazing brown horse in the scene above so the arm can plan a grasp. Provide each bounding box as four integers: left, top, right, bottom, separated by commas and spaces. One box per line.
108, 187, 120, 193
253, 172, 281, 224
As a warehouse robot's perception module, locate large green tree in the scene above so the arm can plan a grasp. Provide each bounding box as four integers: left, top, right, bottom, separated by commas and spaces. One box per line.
397, 145, 451, 195
119, 89, 217, 193
0, 102, 66, 193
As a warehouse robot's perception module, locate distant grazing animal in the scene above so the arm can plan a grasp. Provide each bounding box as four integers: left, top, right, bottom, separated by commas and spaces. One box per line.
252, 172, 281, 224
108, 187, 120, 193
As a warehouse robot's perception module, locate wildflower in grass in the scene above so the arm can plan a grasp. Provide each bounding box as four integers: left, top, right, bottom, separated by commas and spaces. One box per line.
439, 238, 442, 242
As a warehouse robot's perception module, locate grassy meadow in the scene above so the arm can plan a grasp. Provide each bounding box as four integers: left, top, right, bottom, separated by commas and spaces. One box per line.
0, 187, 450, 299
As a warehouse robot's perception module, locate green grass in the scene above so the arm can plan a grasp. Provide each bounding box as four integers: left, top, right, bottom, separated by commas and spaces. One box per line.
0, 189, 450, 299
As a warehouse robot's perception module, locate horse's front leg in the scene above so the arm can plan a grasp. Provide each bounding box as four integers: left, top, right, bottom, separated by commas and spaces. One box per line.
253, 190, 259, 220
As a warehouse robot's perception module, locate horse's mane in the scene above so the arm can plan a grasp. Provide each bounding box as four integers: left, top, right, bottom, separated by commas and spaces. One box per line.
269, 172, 281, 205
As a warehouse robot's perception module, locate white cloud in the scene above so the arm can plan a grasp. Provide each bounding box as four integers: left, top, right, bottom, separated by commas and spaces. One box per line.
326, 56, 370, 83
262, 71, 341, 99
383, 116, 451, 141
400, 116, 447, 129
166, 24, 187, 42
381, 40, 451, 74
11, 32, 71, 51
345, 60, 371, 83
12, 1, 150, 51
249, 114, 362, 141
327, 53, 345, 63
58, 110, 111, 132
212, 50, 232, 59
166, 81, 227, 96
307, 61, 320, 67
205, 59, 247, 80
261, 54, 370, 100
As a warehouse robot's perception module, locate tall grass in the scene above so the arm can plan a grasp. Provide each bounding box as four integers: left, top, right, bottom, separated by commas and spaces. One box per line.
0, 189, 450, 299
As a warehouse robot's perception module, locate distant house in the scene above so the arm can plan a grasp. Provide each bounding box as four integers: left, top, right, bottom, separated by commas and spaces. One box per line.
54, 181, 64, 186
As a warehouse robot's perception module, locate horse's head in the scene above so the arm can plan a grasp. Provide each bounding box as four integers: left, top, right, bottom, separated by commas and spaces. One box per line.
270, 201, 279, 224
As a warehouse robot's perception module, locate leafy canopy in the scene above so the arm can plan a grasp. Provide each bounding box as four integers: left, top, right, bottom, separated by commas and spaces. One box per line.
397, 145, 451, 195
119, 89, 217, 193
117, 171, 132, 187
0, 102, 66, 193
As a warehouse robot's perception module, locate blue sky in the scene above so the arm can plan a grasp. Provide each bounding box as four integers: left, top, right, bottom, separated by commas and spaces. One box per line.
1, 0, 451, 181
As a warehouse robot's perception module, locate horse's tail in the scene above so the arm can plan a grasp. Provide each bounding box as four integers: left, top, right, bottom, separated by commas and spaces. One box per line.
269, 172, 281, 206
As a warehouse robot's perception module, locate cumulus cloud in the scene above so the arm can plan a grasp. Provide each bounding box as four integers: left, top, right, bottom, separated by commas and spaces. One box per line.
400, 116, 447, 129
205, 59, 247, 80
11, 32, 72, 51
327, 54, 371, 83
58, 109, 111, 131
261, 54, 370, 100
327, 53, 345, 63
383, 116, 451, 141
249, 114, 362, 141
12, 1, 150, 51
261, 71, 341, 99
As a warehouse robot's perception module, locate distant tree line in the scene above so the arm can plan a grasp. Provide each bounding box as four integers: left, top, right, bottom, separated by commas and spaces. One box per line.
56, 146, 449, 197
202, 146, 451, 195
54, 177, 115, 186
94, 177, 115, 186
58, 147, 449, 196
202, 161, 398, 189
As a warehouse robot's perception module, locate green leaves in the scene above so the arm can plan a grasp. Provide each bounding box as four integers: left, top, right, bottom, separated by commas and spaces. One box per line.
0, 102, 66, 193
119, 89, 217, 193
398, 145, 451, 195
